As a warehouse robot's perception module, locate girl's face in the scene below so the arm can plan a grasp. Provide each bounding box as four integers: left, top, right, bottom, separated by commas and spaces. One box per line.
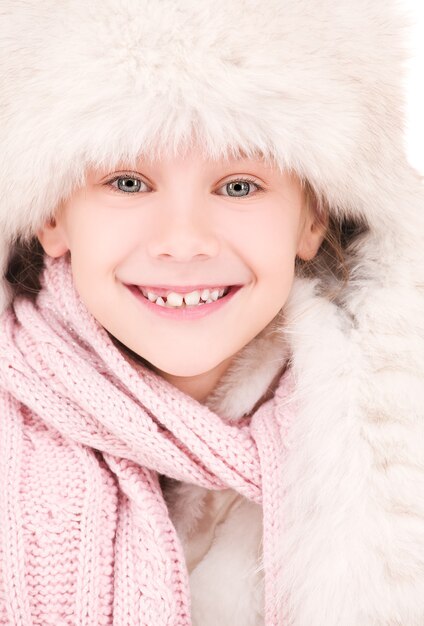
37, 147, 327, 401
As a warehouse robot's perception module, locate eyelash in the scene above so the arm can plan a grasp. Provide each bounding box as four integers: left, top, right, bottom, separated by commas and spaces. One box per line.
104, 174, 265, 197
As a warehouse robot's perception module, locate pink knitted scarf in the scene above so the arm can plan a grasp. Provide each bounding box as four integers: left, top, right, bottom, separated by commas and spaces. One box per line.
0, 254, 296, 625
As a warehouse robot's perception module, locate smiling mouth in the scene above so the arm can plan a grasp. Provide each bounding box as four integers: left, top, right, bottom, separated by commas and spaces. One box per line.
125, 283, 242, 316
136, 286, 231, 307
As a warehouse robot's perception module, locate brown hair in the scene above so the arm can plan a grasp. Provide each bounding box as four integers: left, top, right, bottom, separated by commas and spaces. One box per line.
6, 236, 45, 301
294, 180, 367, 298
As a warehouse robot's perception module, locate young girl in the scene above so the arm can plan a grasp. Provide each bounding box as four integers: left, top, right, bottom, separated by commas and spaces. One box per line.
0, 0, 422, 624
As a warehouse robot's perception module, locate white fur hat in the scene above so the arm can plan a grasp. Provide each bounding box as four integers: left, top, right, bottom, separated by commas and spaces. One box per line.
0, 0, 423, 312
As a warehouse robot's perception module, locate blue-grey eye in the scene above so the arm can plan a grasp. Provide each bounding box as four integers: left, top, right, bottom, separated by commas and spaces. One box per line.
116, 177, 142, 193
225, 180, 256, 197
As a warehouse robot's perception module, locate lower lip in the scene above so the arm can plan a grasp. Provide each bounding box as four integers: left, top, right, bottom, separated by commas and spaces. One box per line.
126, 285, 242, 320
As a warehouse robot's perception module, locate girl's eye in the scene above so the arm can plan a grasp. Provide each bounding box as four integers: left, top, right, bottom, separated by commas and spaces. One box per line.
218, 178, 264, 198
104, 175, 264, 197
107, 176, 148, 194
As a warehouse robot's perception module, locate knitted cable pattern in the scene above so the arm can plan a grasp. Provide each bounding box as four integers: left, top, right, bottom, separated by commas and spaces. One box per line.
0, 254, 296, 625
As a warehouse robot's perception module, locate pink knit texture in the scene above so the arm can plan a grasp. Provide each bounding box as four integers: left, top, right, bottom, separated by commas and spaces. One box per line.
0, 254, 296, 625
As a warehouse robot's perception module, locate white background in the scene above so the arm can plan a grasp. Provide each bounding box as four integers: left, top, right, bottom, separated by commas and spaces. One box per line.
403, 0, 424, 174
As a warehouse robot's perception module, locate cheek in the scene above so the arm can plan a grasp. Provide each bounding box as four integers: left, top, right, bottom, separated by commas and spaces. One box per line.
244, 214, 299, 312
236, 212, 299, 273
67, 209, 143, 270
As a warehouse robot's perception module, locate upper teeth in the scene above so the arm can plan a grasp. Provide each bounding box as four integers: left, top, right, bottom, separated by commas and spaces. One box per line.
139, 287, 228, 307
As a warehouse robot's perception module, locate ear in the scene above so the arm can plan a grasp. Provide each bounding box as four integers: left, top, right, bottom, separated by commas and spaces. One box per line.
36, 215, 69, 258
296, 204, 329, 261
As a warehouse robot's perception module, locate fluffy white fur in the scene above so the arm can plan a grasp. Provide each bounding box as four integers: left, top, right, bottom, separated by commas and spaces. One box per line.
0, 0, 423, 623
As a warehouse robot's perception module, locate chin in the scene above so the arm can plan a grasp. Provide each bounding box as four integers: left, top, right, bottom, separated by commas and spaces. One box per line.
154, 361, 213, 378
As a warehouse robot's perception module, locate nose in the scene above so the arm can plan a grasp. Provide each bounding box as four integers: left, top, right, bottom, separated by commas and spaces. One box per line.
146, 204, 221, 262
